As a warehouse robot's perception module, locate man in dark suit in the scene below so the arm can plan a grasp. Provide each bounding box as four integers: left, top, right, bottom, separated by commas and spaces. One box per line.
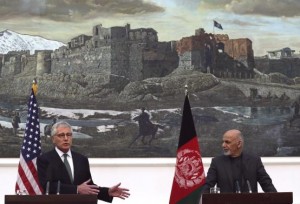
37, 121, 130, 202
203, 129, 277, 193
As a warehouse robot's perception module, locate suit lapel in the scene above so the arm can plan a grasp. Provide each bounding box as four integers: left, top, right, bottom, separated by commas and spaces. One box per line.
221, 155, 234, 191
52, 149, 73, 184
72, 151, 79, 184
239, 153, 251, 191
223, 156, 235, 190
51, 149, 65, 168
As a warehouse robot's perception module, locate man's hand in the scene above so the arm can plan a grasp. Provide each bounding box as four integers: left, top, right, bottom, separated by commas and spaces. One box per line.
108, 183, 130, 199
77, 179, 100, 195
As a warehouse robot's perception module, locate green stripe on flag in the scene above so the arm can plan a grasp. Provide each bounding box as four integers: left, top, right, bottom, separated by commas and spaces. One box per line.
177, 186, 204, 204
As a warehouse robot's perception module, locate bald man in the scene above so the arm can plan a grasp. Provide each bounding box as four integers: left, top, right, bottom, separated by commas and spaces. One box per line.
203, 129, 277, 193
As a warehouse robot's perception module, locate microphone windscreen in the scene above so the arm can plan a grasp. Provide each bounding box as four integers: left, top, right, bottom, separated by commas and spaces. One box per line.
235, 180, 241, 193
246, 180, 252, 193
45, 181, 50, 195
56, 180, 61, 195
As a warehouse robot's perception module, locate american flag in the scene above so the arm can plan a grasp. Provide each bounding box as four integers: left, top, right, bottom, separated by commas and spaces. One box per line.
15, 88, 43, 195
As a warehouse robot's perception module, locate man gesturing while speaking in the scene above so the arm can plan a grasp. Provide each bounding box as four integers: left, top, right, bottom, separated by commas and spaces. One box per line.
37, 121, 130, 202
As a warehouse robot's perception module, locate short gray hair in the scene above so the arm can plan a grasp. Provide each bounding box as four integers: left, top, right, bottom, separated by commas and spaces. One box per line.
51, 121, 73, 136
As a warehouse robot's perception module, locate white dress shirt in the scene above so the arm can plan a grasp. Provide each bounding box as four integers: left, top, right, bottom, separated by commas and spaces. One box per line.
55, 147, 74, 181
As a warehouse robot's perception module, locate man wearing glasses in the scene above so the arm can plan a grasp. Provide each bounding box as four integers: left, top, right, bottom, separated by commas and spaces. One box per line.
37, 121, 130, 202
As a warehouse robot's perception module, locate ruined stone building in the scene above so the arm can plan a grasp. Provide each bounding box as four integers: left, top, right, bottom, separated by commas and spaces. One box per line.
1, 50, 34, 77
51, 23, 178, 82
69, 35, 92, 49
176, 28, 217, 73
176, 28, 255, 79
216, 36, 255, 68
255, 47, 300, 78
267, 47, 295, 59
216, 35, 255, 78
0, 23, 178, 82
0, 23, 257, 81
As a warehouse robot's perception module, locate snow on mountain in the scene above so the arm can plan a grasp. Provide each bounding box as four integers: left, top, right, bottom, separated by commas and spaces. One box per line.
0, 30, 66, 54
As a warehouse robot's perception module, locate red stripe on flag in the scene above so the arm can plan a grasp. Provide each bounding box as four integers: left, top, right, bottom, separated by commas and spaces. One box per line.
17, 162, 36, 195
15, 183, 20, 192
27, 160, 44, 193
170, 137, 206, 204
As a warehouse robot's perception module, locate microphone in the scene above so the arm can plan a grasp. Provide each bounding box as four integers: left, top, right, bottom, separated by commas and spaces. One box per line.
246, 180, 252, 193
56, 180, 61, 195
235, 180, 241, 193
45, 181, 50, 195
46, 163, 53, 195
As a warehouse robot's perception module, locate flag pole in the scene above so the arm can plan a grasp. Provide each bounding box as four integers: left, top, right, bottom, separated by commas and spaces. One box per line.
169, 84, 206, 204
15, 80, 43, 195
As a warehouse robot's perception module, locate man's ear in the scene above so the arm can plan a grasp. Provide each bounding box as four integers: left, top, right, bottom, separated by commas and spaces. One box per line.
237, 140, 242, 148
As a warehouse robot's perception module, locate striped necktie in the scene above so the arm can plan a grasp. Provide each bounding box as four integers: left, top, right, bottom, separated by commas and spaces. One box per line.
63, 154, 73, 183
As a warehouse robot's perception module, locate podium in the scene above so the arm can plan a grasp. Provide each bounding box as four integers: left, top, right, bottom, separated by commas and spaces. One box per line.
5, 194, 98, 204
202, 192, 293, 204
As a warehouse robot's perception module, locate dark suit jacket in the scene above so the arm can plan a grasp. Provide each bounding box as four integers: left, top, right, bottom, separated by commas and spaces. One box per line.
203, 153, 277, 193
37, 149, 113, 203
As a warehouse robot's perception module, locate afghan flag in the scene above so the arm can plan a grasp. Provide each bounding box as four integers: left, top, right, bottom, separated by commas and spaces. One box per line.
214, 20, 223, 30
169, 95, 206, 204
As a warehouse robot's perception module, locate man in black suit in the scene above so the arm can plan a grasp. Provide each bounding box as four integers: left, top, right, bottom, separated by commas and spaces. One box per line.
203, 129, 277, 193
37, 121, 130, 202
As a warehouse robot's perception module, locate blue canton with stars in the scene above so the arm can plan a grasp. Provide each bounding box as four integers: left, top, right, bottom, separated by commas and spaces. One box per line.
21, 90, 41, 162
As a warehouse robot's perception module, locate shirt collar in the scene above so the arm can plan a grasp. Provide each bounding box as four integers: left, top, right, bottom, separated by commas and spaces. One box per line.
55, 147, 72, 158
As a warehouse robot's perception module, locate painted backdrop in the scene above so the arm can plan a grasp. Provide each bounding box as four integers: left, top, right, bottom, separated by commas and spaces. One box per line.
0, 0, 300, 158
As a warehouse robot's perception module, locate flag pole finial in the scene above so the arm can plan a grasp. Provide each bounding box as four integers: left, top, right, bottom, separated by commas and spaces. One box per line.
185, 84, 188, 96
32, 78, 38, 95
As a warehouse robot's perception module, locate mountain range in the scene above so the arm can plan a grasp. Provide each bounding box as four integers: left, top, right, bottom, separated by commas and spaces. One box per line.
0, 30, 66, 54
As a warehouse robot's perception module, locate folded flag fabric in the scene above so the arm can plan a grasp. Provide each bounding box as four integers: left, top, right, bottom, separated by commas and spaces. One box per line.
15, 86, 43, 195
169, 95, 206, 204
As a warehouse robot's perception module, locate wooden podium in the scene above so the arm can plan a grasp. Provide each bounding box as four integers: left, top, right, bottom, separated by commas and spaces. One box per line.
202, 192, 293, 204
5, 194, 98, 204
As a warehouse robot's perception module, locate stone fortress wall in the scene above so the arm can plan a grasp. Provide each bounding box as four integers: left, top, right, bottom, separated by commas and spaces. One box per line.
0, 23, 177, 82
1, 23, 298, 83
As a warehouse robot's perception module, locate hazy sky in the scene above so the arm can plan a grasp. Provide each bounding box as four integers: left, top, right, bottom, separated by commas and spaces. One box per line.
1, 0, 300, 56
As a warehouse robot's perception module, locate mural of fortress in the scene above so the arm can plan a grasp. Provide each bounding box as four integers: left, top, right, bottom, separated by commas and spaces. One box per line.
2, 23, 297, 82
0, 24, 177, 82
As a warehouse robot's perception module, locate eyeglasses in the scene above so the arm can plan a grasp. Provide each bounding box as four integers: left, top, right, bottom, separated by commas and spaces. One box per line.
55, 132, 73, 138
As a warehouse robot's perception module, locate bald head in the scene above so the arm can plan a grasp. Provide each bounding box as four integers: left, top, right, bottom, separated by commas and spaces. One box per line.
222, 129, 244, 157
